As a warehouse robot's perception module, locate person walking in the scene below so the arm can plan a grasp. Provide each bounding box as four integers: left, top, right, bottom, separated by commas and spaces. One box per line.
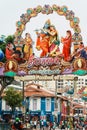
53, 121, 56, 130
61, 121, 65, 130
37, 121, 40, 130
12, 117, 23, 130
41, 120, 44, 130
49, 122, 53, 130
34, 120, 37, 129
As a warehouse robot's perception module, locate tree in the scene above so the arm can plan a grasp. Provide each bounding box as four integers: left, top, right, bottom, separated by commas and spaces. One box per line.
0, 35, 15, 53
3, 87, 23, 113
5, 35, 15, 43
0, 76, 14, 97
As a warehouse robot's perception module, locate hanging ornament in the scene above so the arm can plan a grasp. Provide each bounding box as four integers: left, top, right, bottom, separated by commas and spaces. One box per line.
27, 8, 32, 15
61, 6, 68, 13
16, 21, 22, 26
73, 17, 80, 24
36, 5, 42, 13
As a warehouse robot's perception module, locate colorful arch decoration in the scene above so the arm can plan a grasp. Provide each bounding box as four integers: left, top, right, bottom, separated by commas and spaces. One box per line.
0, 4, 87, 77
14, 4, 82, 46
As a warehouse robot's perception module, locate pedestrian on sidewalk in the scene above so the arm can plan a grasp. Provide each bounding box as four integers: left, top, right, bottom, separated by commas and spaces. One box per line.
37, 121, 40, 130
61, 121, 65, 130
53, 121, 56, 130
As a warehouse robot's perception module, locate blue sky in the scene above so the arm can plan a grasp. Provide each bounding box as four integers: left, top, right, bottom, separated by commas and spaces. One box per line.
0, 0, 87, 49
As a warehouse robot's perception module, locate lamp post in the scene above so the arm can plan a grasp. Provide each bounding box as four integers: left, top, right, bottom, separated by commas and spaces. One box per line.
73, 77, 78, 98
21, 80, 25, 112
55, 80, 58, 110
20, 78, 26, 123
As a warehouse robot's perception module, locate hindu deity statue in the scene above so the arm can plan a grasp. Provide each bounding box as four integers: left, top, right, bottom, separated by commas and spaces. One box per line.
36, 19, 60, 57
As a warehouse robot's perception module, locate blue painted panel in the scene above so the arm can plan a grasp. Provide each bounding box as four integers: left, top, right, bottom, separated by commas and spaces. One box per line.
51, 98, 54, 112
41, 97, 45, 113
41, 97, 45, 111
50, 115, 54, 122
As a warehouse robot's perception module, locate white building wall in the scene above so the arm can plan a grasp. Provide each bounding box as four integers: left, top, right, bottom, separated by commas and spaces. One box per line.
37, 98, 41, 111
56, 75, 87, 91
2, 99, 5, 110
29, 98, 32, 111
2, 100, 11, 111
58, 98, 61, 113
36, 81, 55, 92
77, 76, 86, 88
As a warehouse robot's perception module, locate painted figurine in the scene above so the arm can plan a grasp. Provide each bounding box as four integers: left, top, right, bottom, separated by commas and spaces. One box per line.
36, 19, 60, 57
5, 42, 14, 60
36, 32, 49, 57
24, 33, 33, 60
45, 25, 60, 57
80, 46, 87, 60
61, 30, 72, 61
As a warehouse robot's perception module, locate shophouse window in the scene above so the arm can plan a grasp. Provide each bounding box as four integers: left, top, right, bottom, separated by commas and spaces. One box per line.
33, 98, 37, 111
46, 98, 51, 111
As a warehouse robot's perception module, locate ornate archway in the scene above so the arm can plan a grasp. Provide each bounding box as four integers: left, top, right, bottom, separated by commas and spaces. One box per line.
14, 4, 82, 50
0, 4, 86, 78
